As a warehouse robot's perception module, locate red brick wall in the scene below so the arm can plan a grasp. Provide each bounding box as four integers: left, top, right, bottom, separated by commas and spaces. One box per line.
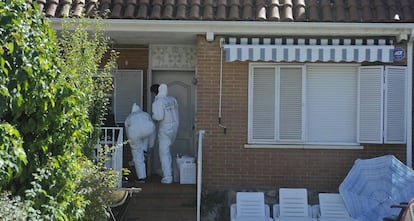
196, 35, 407, 192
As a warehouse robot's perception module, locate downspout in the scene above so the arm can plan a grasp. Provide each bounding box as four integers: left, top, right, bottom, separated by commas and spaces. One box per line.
218, 39, 227, 134
407, 30, 414, 168
196, 130, 205, 221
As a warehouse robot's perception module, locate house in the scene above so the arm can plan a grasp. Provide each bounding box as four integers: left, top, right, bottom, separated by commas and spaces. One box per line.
39, 0, 414, 193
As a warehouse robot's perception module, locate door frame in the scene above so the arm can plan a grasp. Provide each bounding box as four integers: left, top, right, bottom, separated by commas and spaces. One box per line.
148, 44, 197, 177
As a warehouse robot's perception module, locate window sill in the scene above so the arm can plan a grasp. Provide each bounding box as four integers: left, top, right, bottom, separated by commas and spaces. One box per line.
244, 144, 364, 150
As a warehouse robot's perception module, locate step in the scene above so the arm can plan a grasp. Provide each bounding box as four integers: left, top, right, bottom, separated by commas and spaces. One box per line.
119, 175, 197, 221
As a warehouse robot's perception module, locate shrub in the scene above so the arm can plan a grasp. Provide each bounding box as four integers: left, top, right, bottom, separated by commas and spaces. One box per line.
0, 191, 29, 221
0, 0, 118, 220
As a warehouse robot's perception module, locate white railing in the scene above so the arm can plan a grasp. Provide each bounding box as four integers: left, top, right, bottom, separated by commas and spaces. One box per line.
97, 127, 124, 187
197, 130, 205, 221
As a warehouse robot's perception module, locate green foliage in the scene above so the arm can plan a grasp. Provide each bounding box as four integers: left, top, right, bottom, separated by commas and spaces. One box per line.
0, 191, 29, 221
1, 0, 86, 189
59, 17, 117, 158
0, 0, 119, 220
77, 155, 119, 221
24, 153, 87, 220
0, 0, 90, 219
0, 123, 27, 189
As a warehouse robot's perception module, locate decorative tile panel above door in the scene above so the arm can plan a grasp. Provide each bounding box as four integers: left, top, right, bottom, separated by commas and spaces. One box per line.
150, 45, 196, 70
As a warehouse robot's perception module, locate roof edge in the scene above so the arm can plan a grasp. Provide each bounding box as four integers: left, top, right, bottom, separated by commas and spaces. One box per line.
50, 19, 413, 42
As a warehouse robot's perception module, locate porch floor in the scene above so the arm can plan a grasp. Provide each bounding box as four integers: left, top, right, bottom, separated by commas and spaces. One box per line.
120, 174, 197, 221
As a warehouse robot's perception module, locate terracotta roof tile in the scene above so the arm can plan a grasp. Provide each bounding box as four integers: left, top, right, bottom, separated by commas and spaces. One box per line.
333, 0, 345, 22
229, 0, 239, 20
100, 0, 112, 17
307, 0, 319, 22
389, 0, 399, 21
281, 0, 293, 21
321, 0, 333, 22
256, 0, 267, 20
189, 0, 201, 19
58, 0, 71, 17
203, 0, 214, 20
177, 0, 188, 19
294, 0, 306, 21
34, 0, 414, 23
73, 0, 86, 17
46, 0, 59, 17
361, 0, 373, 22
136, 0, 150, 18
110, 0, 124, 18
268, 0, 280, 21
216, 0, 227, 20
84, 0, 96, 17
401, 0, 414, 22
162, 0, 174, 19
37, 0, 46, 12
150, 0, 163, 19
241, 0, 252, 20
124, 0, 137, 18
347, 0, 360, 22
374, 0, 387, 22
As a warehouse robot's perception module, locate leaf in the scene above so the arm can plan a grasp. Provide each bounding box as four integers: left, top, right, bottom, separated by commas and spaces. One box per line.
6, 42, 13, 53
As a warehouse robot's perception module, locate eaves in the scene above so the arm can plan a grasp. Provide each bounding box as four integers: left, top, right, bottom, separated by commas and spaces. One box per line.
50, 18, 414, 45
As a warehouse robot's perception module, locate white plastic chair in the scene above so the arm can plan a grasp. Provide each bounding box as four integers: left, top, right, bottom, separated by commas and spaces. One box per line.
314, 193, 358, 221
230, 192, 272, 221
410, 201, 414, 221
108, 187, 142, 221
403, 198, 414, 221
273, 188, 316, 221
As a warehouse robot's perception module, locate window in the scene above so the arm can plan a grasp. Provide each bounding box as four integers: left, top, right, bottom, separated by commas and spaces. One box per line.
113, 70, 143, 124
248, 64, 407, 146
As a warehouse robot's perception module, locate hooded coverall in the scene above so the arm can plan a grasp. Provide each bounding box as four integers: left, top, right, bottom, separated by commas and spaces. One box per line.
125, 103, 156, 180
152, 84, 179, 184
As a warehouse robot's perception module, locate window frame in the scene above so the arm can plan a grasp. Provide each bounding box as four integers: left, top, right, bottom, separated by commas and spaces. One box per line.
248, 63, 407, 147
113, 69, 144, 125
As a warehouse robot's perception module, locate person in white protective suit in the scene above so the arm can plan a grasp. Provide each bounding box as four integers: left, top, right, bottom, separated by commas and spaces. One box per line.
124, 103, 156, 183
151, 84, 179, 184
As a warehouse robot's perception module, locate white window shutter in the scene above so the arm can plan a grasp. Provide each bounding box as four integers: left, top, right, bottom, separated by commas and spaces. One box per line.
114, 70, 143, 124
358, 66, 383, 143
249, 67, 276, 142
306, 65, 358, 143
384, 66, 407, 143
279, 67, 303, 141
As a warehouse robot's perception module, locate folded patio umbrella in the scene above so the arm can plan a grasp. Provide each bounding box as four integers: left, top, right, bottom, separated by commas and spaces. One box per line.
339, 155, 414, 221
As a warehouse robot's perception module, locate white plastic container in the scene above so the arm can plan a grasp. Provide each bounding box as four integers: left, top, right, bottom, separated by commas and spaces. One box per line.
175, 155, 196, 184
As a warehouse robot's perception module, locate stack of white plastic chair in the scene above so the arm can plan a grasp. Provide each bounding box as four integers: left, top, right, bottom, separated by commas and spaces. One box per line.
230, 192, 273, 221
313, 193, 359, 221
273, 188, 316, 221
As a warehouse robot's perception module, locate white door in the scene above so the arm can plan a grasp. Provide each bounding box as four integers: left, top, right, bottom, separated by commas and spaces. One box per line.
151, 70, 195, 176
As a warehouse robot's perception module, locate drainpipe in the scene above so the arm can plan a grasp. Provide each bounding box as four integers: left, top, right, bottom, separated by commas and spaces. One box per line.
218, 40, 227, 134
196, 130, 205, 221
406, 30, 414, 168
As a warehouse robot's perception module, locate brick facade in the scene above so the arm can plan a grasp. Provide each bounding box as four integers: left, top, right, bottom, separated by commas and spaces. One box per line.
196, 35, 407, 192
112, 38, 409, 192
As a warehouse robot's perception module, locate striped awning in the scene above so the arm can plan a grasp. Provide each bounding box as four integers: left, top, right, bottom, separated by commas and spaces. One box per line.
221, 37, 395, 63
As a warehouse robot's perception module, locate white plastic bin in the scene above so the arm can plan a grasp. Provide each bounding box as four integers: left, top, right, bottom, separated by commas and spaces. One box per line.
175, 155, 196, 184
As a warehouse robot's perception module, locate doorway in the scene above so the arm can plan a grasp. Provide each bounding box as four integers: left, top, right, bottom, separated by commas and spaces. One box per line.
150, 70, 196, 177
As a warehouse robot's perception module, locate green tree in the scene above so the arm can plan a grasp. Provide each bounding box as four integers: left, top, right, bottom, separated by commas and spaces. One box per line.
0, 0, 118, 220
58, 16, 117, 158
